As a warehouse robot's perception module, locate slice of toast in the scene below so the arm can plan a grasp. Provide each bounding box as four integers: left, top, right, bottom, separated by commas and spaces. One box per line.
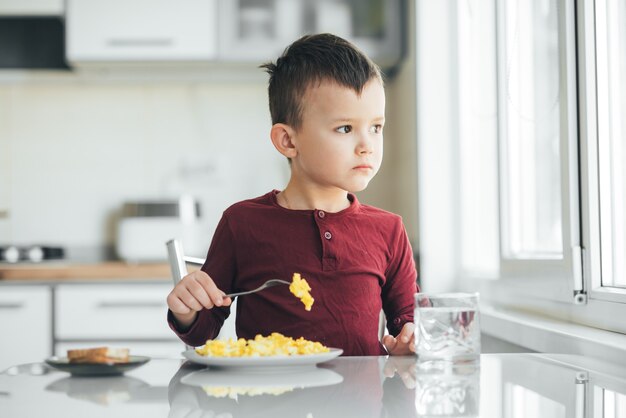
67, 347, 129, 364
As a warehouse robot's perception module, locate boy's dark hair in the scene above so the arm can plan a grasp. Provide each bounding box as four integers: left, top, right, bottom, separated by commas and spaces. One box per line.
260, 33, 383, 130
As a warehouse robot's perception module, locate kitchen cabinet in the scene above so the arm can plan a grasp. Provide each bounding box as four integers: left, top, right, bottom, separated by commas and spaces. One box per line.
0, 0, 63, 15
64, 0, 403, 71
218, 0, 403, 69
0, 285, 52, 372
65, 0, 218, 63
55, 283, 184, 358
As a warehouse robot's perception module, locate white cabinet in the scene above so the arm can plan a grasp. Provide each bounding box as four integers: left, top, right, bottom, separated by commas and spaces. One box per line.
217, 0, 304, 61
0, 0, 63, 15
55, 283, 184, 358
55, 283, 172, 339
66, 0, 218, 62
217, 0, 403, 69
0, 286, 51, 372
63, 0, 402, 70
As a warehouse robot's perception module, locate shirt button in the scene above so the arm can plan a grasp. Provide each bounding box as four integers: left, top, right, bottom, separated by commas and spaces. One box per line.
393, 318, 402, 325
318, 210, 325, 218
324, 231, 332, 240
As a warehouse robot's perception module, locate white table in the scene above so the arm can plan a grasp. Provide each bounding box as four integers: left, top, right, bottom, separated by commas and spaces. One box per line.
1, 353, 625, 417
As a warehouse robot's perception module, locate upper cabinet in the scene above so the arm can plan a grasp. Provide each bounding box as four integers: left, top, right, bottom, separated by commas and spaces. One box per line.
3, 0, 403, 73
65, 0, 219, 63
218, 0, 403, 69
0, 0, 63, 16
66, 0, 402, 69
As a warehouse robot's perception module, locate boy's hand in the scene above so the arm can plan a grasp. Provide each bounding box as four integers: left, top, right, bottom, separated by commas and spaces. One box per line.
166, 270, 232, 329
382, 322, 416, 356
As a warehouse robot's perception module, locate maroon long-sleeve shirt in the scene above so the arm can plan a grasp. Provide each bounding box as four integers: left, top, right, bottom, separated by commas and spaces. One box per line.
168, 190, 418, 356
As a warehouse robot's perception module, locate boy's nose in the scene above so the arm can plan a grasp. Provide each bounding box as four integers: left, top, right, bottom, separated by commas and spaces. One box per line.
357, 136, 374, 154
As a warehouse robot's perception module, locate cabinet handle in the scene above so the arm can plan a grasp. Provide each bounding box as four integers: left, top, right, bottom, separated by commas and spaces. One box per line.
0, 302, 24, 309
106, 38, 174, 48
97, 301, 164, 309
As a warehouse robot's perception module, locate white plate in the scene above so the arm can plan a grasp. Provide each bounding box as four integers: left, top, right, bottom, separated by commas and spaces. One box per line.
182, 348, 343, 370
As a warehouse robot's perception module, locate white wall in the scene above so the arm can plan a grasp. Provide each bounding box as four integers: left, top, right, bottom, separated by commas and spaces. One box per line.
415, 0, 458, 292
0, 79, 289, 254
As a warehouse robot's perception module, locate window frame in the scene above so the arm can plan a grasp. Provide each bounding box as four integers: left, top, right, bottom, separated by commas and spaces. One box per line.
580, 0, 626, 305
493, 0, 582, 304
445, 0, 626, 335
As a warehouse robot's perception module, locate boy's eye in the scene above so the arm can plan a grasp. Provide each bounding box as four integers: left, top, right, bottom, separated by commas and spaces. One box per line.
370, 124, 383, 134
336, 125, 352, 134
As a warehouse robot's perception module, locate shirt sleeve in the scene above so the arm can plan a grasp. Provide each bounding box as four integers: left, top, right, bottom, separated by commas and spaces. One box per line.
167, 213, 238, 347
381, 218, 419, 336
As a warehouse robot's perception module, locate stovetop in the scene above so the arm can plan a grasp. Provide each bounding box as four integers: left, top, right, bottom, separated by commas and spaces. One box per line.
0, 245, 65, 263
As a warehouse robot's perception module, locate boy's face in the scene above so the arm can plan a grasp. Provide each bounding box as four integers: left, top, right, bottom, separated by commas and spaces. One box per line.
290, 78, 385, 193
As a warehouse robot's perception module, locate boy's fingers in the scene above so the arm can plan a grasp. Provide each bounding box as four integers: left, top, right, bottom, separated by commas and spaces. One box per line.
167, 292, 191, 314
193, 272, 226, 307
382, 335, 398, 353
178, 287, 204, 312
184, 278, 214, 309
399, 322, 416, 343
209, 290, 226, 307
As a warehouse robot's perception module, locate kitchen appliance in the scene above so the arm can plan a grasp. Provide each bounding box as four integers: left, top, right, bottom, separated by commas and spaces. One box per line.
115, 196, 205, 263
0, 245, 65, 263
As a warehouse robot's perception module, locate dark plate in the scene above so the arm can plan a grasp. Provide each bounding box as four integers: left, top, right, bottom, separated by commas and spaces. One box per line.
44, 356, 150, 377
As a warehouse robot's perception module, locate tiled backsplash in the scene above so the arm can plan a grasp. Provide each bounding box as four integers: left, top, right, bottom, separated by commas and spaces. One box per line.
0, 80, 289, 253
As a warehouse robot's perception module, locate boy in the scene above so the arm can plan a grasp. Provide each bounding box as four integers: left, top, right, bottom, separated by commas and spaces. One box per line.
167, 33, 418, 356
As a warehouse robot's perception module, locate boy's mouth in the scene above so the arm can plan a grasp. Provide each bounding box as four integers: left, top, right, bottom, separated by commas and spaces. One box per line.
353, 165, 373, 170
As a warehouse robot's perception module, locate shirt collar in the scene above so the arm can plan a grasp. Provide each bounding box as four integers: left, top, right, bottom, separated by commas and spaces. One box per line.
269, 189, 360, 216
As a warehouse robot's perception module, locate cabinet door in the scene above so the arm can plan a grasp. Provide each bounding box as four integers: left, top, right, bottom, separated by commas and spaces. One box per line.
217, 0, 402, 69
0, 0, 63, 15
315, 0, 403, 70
0, 286, 51, 372
55, 283, 176, 339
218, 0, 304, 61
66, 0, 218, 62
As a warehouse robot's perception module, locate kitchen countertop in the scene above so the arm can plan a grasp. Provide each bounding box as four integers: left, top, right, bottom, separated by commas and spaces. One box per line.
0, 261, 174, 281
1, 353, 625, 417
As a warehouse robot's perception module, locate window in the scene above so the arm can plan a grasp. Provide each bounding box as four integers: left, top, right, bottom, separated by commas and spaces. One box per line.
499, 0, 563, 259
595, 0, 626, 289
456, 0, 580, 287
457, 0, 499, 278
420, 0, 626, 334
595, 387, 626, 418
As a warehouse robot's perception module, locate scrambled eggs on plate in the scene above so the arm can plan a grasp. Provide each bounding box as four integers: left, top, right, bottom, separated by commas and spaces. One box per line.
195, 333, 329, 357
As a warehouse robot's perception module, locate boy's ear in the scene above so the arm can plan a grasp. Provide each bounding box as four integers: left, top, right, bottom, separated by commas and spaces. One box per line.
270, 123, 297, 159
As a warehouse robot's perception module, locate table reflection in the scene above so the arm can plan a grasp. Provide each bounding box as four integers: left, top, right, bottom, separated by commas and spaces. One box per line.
45, 375, 149, 406
3, 353, 621, 418
414, 361, 480, 416
181, 366, 343, 399
167, 356, 418, 418
166, 354, 626, 418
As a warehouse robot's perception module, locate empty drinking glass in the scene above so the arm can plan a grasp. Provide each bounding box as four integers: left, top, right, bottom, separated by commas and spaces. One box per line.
414, 292, 481, 364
